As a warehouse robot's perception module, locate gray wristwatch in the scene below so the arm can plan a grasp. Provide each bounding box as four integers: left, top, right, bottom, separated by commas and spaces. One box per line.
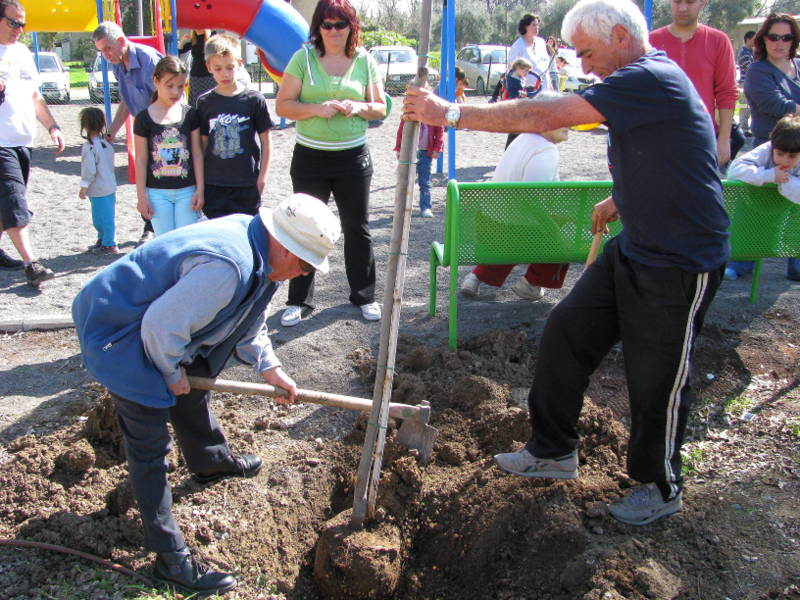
445, 103, 461, 129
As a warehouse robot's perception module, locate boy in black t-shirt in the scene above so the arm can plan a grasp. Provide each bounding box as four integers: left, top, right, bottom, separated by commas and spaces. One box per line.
196, 34, 273, 218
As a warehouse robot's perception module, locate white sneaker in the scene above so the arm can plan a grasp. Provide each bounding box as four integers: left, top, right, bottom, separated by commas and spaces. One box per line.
608, 483, 682, 526
511, 278, 545, 300
493, 447, 578, 479
460, 273, 481, 297
280, 305, 303, 327
420, 208, 434, 218
360, 301, 381, 321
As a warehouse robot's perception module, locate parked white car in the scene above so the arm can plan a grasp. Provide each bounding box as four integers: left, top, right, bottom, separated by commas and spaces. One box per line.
369, 45, 439, 95
456, 44, 510, 96
88, 52, 120, 104
36, 51, 70, 103
557, 48, 600, 92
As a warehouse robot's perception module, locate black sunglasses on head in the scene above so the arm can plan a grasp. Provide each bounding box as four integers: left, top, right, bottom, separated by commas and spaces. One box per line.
320, 20, 349, 31
4, 16, 25, 30
766, 33, 794, 42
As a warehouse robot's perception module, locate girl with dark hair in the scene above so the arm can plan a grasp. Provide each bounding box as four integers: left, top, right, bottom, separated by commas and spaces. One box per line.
133, 56, 204, 236
79, 107, 118, 254
276, 0, 387, 327
729, 13, 800, 280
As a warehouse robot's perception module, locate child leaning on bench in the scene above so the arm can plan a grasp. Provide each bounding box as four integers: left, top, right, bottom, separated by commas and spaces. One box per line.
460, 91, 571, 301
725, 114, 800, 282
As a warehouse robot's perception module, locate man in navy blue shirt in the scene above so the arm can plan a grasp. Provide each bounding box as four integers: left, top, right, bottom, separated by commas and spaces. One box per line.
93, 21, 163, 245
404, 0, 728, 526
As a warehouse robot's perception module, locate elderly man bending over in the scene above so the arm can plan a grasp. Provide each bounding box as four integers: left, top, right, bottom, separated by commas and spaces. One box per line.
404, 0, 729, 526
73, 195, 340, 595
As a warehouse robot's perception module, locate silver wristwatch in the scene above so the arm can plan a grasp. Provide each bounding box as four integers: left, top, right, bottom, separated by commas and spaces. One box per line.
445, 103, 461, 129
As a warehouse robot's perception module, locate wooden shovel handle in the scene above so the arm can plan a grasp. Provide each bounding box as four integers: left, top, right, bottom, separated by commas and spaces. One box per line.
585, 231, 603, 269
187, 376, 422, 420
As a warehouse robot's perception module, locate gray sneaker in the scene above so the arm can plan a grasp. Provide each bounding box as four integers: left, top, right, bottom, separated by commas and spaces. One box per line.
24, 260, 55, 288
608, 483, 682, 526
493, 448, 578, 479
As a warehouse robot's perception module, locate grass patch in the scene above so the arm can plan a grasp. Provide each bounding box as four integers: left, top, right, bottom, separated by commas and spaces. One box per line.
125, 583, 227, 599
723, 394, 752, 417
69, 64, 89, 88
681, 445, 705, 476
786, 417, 800, 437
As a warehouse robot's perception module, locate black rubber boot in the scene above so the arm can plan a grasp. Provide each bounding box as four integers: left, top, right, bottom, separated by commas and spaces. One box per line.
153, 547, 236, 595
193, 454, 263, 485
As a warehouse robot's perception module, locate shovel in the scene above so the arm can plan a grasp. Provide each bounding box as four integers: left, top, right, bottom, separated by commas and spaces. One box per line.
187, 376, 438, 463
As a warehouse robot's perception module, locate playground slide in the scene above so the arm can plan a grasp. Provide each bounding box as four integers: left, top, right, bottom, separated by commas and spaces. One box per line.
177, 0, 308, 84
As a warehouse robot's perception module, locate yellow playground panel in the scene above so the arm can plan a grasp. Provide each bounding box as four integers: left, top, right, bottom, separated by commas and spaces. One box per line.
25, 0, 98, 33
26, 0, 172, 33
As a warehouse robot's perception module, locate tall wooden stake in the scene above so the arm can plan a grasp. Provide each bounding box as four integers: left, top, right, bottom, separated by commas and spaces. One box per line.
350, 0, 434, 528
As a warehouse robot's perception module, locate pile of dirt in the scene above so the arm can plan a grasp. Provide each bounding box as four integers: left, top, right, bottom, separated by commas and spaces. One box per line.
1, 331, 799, 599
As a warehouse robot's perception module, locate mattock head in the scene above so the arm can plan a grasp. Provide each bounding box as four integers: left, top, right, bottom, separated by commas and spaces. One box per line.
395, 401, 437, 464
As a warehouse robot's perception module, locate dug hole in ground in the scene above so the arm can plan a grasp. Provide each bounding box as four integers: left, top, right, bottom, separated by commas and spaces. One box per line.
0, 96, 799, 600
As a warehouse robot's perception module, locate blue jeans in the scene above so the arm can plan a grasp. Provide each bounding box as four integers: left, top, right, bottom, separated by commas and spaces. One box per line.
417, 150, 433, 212
89, 192, 116, 246
147, 186, 200, 236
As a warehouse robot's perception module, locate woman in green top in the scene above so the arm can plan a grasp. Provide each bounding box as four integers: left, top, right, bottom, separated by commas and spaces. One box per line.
276, 0, 386, 327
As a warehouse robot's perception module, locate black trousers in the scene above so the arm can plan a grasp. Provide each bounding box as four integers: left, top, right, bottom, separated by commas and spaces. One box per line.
113, 361, 231, 552
525, 238, 722, 499
288, 144, 375, 308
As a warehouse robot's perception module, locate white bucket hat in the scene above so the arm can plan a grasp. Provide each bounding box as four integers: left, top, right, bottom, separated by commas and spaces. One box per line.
260, 194, 341, 274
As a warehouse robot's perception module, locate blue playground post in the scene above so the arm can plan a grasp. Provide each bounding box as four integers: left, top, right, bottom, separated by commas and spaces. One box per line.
95, 0, 113, 123
436, 0, 448, 175
644, 0, 653, 28
445, 0, 456, 180
31, 32, 40, 71
167, 0, 179, 55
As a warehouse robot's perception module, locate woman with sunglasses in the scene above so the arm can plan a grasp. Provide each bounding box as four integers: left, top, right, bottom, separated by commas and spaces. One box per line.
729, 13, 800, 281
275, 0, 386, 327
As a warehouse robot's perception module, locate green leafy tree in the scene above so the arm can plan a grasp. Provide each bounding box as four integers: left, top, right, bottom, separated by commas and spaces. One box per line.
361, 29, 418, 50
541, 0, 580, 40
770, 0, 800, 14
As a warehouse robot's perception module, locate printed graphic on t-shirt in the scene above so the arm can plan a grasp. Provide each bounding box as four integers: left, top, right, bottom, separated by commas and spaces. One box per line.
209, 113, 251, 159
150, 127, 190, 178
0, 58, 35, 83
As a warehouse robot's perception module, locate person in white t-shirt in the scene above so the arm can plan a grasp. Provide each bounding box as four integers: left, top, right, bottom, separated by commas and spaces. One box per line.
459, 91, 571, 300
0, 0, 65, 287
508, 14, 553, 91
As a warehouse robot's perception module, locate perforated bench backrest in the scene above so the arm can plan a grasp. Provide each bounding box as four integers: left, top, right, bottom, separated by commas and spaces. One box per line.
724, 181, 800, 259
448, 181, 618, 265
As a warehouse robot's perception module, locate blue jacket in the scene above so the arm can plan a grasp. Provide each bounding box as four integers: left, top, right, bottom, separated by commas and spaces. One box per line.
72, 215, 276, 407
744, 58, 800, 143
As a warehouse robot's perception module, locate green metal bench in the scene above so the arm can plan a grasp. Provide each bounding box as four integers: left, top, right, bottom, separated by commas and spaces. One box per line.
429, 179, 800, 349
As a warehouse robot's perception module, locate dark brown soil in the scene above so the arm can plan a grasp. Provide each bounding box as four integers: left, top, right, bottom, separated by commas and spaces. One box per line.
1, 329, 799, 600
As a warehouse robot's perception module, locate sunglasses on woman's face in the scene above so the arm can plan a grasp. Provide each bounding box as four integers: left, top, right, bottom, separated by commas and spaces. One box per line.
4, 16, 25, 29
320, 20, 349, 31
766, 33, 794, 42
